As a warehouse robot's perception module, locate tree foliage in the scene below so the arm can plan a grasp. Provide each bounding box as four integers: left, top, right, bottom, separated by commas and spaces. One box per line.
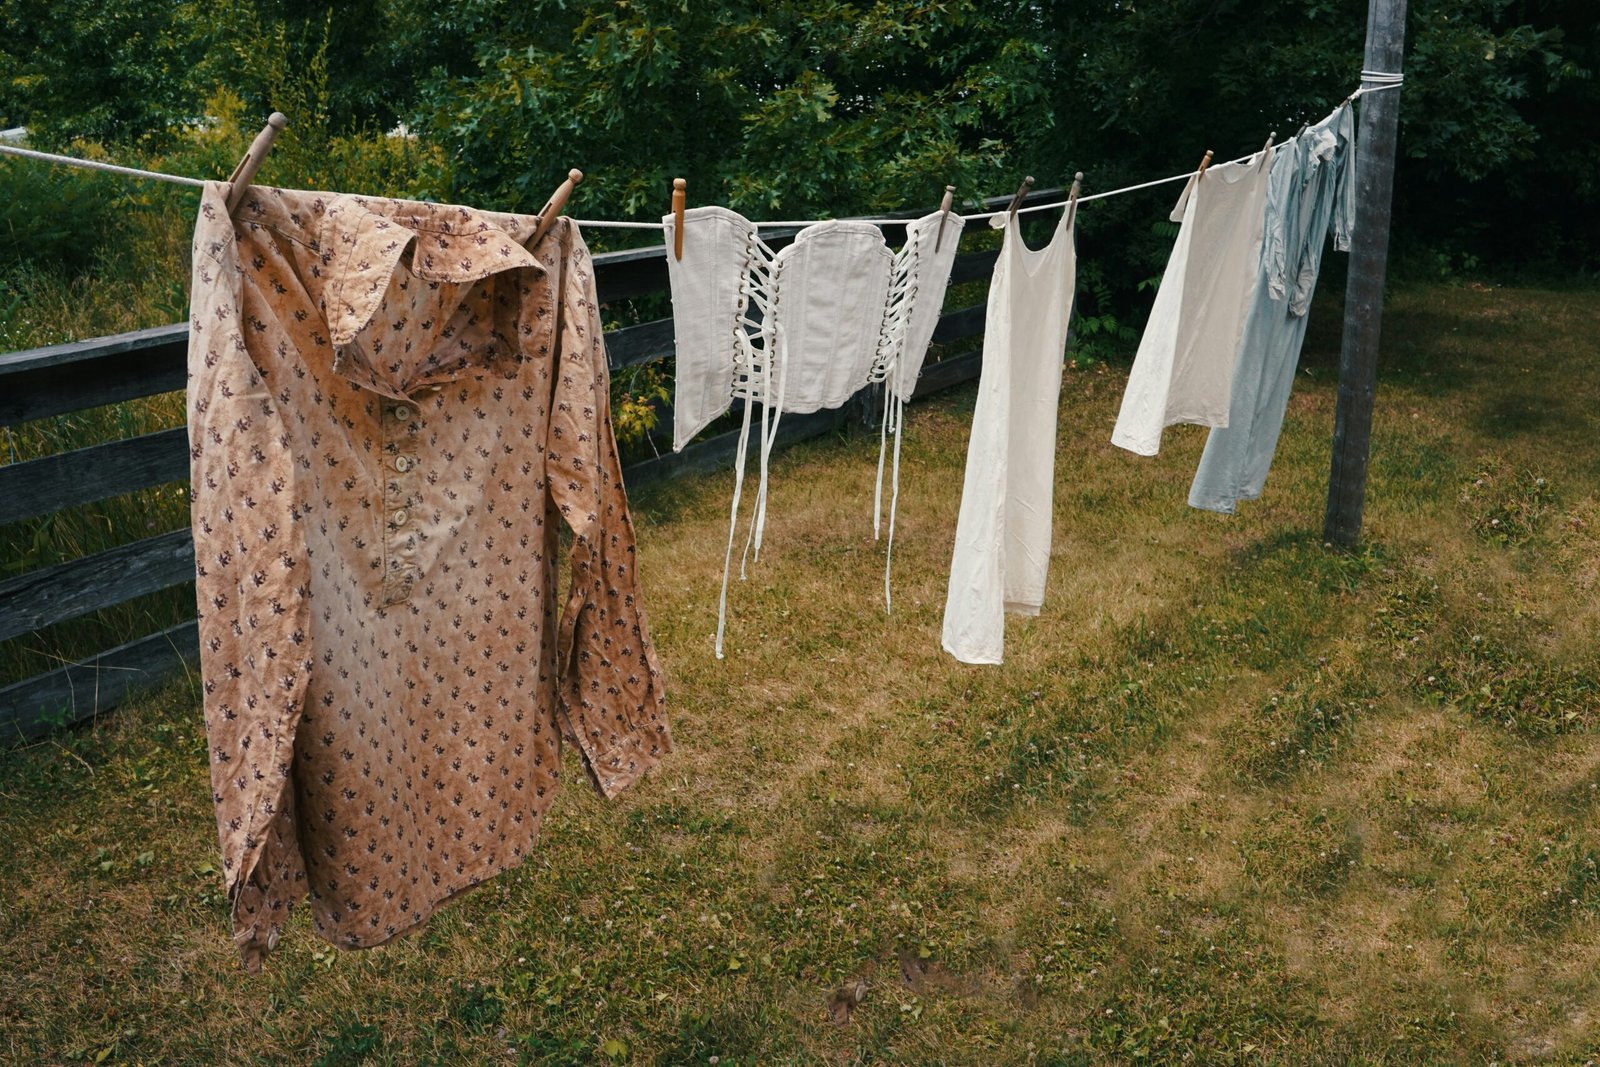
0, 0, 203, 148
402, 1, 1054, 221
2, 0, 1596, 270
404, 0, 1596, 269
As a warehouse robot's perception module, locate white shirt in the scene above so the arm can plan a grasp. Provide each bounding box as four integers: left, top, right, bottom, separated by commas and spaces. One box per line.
1113, 150, 1273, 456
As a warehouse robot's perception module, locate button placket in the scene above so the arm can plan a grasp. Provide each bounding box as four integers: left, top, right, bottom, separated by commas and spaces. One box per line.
382, 401, 422, 603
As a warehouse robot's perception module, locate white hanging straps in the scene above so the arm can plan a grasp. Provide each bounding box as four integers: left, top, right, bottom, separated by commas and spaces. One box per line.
871, 236, 919, 533
716, 226, 783, 659
869, 229, 926, 614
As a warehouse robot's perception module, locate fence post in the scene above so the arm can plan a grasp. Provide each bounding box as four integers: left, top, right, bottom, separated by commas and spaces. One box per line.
1323, 0, 1408, 547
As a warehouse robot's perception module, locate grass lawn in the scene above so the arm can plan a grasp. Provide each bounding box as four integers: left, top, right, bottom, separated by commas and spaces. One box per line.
2, 280, 1598, 1065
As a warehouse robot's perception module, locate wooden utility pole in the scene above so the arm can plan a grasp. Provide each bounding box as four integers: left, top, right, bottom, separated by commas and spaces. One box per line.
1324, 0, 1408, 547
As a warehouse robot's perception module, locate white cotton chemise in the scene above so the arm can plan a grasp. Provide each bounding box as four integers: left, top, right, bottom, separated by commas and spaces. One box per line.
941, 205, 1077, 666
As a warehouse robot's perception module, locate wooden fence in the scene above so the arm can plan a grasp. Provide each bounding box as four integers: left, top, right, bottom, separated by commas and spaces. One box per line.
0, 186, 1064, 743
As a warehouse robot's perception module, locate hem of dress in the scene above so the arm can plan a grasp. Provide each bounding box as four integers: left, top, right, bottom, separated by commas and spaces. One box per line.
1004, 601, 1042, 617
942, 639, 1002, 666
1161, 411, 1230, 430
235, 924, 275, 973
1110, 429, 1160, 457
301, 740, 669, 957
1187, 493, 1239, 515
310, 859, 514, 953
1236, 484, 1268, 504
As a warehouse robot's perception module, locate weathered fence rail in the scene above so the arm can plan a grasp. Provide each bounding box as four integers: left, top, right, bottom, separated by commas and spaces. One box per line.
0, 186, 1063, 742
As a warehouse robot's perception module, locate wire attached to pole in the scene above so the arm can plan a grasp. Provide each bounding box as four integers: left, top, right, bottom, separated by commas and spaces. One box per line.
0, 80, 1395, 229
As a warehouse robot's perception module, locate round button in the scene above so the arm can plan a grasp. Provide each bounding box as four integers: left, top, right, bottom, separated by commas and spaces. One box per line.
394, 456, 410, 472
391, 509, 408, 526
392, 405, 411, 420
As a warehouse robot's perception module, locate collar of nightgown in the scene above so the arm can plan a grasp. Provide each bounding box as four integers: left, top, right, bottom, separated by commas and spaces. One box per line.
316, 194, 551, 402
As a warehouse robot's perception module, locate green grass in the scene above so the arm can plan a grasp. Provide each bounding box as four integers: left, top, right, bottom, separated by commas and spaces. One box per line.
2, 279, 1599, 1064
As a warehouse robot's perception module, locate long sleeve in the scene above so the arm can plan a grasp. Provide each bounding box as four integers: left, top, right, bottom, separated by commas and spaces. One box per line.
187, 194, 314, 971
1263, 141, 1297, 301
1331, 104, 1358, 253
1290, 115, 1352, 318
547, 221, 671, 797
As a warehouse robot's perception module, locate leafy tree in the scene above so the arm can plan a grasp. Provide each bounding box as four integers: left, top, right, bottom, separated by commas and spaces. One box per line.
2, 0, 1595, 273
197, 0, 443, 132
1397, 0, 1599, 270
1019, 0, 1597, 273
410, 2, 1055, 221
0, 0, 203, 147
409, 0, 1596, 275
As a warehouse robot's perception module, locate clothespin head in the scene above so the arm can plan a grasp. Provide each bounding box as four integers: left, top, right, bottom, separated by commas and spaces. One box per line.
1064, 171, 1084, 230
224, 111, 288, 215
1261, 131, 1276, 162
1006, 175, 1035, 220
933, 183, 956, 252
671, 177, 687, 261
1174, 150, 1215, 210
530, 168, 584, 246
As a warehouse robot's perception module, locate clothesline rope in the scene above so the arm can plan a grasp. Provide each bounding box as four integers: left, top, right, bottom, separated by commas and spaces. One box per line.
0, 78, 1401, 229
0, 142, 208, 187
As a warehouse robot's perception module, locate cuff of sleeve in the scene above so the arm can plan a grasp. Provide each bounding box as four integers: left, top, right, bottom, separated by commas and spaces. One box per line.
234, 923, 276, 975
229, 869, 294, 973
225, 805, 306, 972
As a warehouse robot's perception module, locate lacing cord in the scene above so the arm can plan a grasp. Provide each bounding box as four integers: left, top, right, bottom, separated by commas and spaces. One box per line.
740, 239, 786, 575
715, 229, 782, 659
718, 219, 926, 650
870, 234, 922, 614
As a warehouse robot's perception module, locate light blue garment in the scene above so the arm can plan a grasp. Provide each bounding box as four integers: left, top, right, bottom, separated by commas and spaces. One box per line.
1188, 104, 1357, 513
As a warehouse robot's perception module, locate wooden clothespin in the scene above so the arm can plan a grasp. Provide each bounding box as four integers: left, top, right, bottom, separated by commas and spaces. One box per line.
1173, 149, 1215, 214
1260, 132, 1277, 165
1006, 175, 1035, 221
933, 184, 956, 251
933, 184, 956, 252
1064, 171, 1085, 230
671, 177, 687, 261
529, 168, 584, 246
224, 112, 287, 215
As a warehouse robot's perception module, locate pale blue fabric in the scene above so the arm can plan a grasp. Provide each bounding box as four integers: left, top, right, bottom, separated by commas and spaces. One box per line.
1189, 104, 1357, 513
